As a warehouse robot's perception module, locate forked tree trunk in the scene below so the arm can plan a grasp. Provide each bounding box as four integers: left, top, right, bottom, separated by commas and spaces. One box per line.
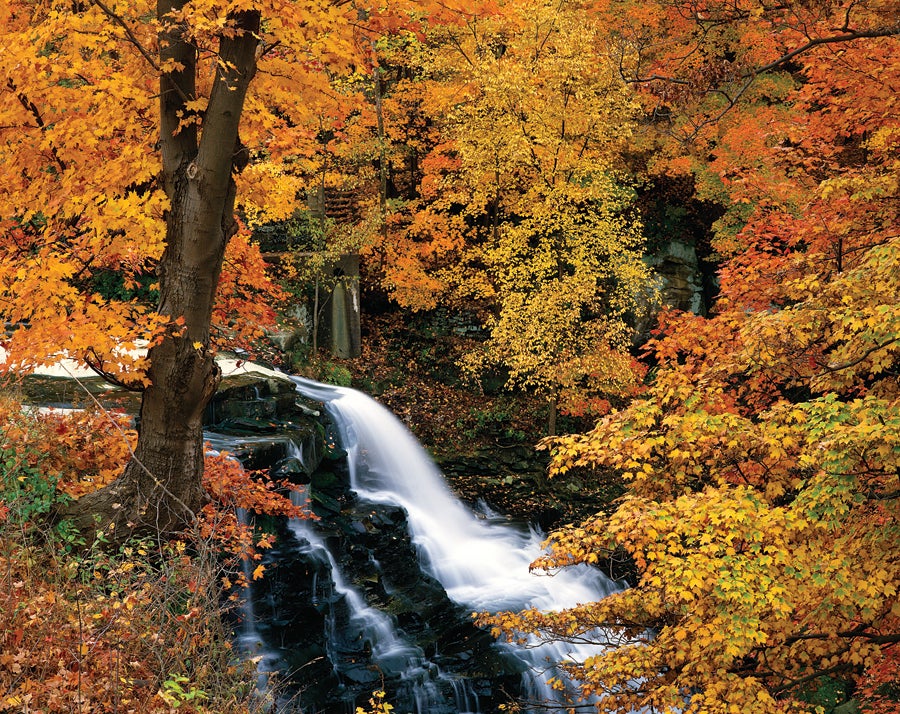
60, 4, 260, 544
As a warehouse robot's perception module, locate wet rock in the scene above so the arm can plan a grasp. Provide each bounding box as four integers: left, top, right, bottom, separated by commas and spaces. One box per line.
309, 489, 342, 515
240, 480, 527, 713
311, 470, 340, 489
342, 664, 382, 685
272, 454, 308, 482
205, 372, 307, 426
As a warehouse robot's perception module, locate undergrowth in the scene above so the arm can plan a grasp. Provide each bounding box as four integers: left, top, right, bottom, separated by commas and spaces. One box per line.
0, 394, 300, 713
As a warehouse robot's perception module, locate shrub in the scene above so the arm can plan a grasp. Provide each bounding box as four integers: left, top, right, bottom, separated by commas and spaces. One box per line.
0, 395, 271, 713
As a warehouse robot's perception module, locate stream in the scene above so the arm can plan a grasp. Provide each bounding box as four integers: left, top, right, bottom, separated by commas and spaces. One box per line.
213, 376, 618, 713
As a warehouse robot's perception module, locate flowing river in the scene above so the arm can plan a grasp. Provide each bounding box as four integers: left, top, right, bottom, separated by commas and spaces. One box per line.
220, 376, 618, 712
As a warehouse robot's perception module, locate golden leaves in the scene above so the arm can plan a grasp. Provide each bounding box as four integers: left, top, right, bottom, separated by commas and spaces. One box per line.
514, 155, 900, 711
397, 1, 653, 413
0, 0, 368, 380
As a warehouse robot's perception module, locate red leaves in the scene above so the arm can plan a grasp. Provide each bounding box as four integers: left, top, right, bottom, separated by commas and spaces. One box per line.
0, 398, 135, 501
200, 450, 308, 564
858, 644, 900, 714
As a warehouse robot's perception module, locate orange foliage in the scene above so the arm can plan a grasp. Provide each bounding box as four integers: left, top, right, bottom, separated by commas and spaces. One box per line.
0, 396, 134, 500
0, 543, 243, 713
0, 395, 311, 711
212, 232, 287, 352
858, 645, 900, 714
200, 450, 309, 575
0, 0, 379, 381
0, 403, 253, 712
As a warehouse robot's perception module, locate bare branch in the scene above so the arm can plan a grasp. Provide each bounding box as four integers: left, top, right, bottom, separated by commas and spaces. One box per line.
748, 24, 900, 77
84, 347, 146, 393
89, 0, 163, 75
622, 17, 899, 136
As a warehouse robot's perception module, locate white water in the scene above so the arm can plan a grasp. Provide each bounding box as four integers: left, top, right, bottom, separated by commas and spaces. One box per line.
288, 488, 424, 673
234, 508, 280, 695
287, 486, 481, 713
209, 430, 484, 711
291, 377, 617, 707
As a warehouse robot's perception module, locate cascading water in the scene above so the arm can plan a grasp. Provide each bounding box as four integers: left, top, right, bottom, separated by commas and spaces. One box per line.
235, 506, 277, 694
205, 447, 277, 696
286, 489, 480, 713
209, 431, 484, 713
288, 487, 422, 675
290, 377, 618, 710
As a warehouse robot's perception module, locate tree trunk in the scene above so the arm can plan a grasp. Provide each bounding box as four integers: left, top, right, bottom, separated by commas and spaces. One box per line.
374, 66, 389, 244
547, 391, 558, 437
59, 5, 261, 544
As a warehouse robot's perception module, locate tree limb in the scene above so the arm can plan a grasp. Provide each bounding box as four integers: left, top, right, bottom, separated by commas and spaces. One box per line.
84, 347, 147, 393
88, 0, 169, 80
6, 79, 67, 172
748, 24, 900, 77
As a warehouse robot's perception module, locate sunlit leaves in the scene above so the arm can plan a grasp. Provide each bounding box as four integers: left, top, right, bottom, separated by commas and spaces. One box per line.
375, 0, 654, 423
0, 0, 370, 378
483, 0, 900, 709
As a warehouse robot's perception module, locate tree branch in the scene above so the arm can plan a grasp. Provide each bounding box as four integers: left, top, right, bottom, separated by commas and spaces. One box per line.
772, 662, 855, 694
84, 347, 147, 393
88, 0, 168, 79
158, 0, 199, 193
816, 337, 900, 374
6, 79, 67, 172
622, 19, 899, 137
782, 625, 900, 647
748, 24, 900, 77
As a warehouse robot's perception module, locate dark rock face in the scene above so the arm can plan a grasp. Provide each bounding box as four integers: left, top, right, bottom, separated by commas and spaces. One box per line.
235, 423, 528, 714
206, 371, 321, 429
247, 505, 525, 712
437, 446, 569, 530
647, 239, 705, 315
203, 371, 325, 480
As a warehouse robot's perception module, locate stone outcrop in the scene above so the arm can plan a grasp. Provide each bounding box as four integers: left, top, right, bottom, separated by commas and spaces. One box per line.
647, 239, 705, 315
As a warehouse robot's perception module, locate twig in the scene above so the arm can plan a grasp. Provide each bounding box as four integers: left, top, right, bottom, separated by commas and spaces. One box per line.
89, 0, 161, 73
83, 347, 146, 393
89, 0, 192, 105
6, 79, 67, 172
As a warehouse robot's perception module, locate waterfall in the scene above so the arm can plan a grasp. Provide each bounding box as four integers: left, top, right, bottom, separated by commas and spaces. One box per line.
288, 488, 424, 675
290, 377, 617, 709
234, 507, 271, 690
286, 484, 482, 714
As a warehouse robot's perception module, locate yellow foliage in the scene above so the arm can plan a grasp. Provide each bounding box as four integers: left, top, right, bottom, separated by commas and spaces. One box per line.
481, 1, 900, 707
386, 0, 654, 419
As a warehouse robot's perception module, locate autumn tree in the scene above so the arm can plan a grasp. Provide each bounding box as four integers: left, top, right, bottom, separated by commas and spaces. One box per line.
479, 0, 900, 710
0, 0, 362, 540
376, 0, 653, 433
